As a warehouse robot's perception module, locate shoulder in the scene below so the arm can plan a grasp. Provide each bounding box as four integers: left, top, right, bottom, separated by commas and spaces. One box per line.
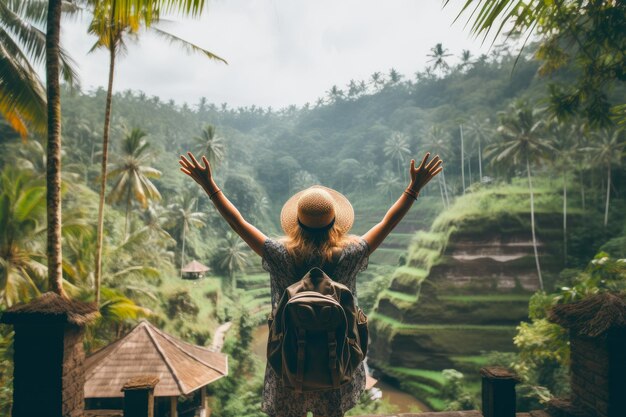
262, 237, 290, 273
342, 235, 370, 257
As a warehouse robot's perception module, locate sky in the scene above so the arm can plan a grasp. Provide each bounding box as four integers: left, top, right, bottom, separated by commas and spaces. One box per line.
61, 0, 492, 109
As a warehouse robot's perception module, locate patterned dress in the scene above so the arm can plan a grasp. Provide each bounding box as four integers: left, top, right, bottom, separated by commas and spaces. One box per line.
260, 236, 370, 417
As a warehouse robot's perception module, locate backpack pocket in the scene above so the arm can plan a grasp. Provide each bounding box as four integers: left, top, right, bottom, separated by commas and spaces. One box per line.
357, 307, 369, 357
266, 310, 283, 375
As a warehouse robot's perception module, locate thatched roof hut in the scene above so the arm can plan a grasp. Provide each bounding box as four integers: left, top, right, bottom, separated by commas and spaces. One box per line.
181, 260, 210, 279
549, 292, 626, 337
84, 320, 227, 398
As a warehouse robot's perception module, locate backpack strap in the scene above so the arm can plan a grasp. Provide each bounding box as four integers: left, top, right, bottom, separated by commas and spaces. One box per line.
327, 331, 340, 389
295, 328, 307, 393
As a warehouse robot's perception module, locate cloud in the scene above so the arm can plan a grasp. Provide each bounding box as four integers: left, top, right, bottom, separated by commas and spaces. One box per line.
61, 0, 489, 108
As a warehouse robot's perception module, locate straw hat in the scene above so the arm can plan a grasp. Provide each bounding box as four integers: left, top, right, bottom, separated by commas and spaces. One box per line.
280, 185, 354, 235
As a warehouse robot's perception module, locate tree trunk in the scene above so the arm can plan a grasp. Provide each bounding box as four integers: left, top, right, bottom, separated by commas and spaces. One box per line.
45, 0, 66, 297
563, 170, 567, 265
94, 36, 117, 305
579, 170, 585, 210
478, 136, 483, 182
441, 169, 450, 207
180, 222, 187, 278
460, 124, 465, 194
527, 157, 543, 291
438, 175, 446, 208
604, 162, 611, 227
468, 154, 473, 185
124, 185, 131, 238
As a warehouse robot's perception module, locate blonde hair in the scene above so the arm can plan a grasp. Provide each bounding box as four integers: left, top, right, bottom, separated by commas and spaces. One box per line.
281, 224, 356, 267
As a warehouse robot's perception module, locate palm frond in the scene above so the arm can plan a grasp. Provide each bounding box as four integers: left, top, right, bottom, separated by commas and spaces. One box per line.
150, 26, 227, 64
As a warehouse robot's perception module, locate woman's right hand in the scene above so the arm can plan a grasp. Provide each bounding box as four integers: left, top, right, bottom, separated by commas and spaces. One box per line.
179, 152, 216, 191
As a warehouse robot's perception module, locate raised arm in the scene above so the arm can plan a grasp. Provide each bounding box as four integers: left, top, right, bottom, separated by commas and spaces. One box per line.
179, 152, 267, 257
362, 153, 443, 254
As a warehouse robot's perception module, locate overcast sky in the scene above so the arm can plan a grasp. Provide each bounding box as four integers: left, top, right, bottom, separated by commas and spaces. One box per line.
61, 0, 491, 108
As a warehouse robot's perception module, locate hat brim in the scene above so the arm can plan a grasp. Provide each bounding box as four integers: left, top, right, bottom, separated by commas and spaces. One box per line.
280, 185, 354, 236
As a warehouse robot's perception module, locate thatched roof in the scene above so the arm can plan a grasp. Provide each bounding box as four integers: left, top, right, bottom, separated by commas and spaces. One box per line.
181, 260, 210, 273
0, 292, 99, 326
85, 320, 228, 398
549, 293, 626, 337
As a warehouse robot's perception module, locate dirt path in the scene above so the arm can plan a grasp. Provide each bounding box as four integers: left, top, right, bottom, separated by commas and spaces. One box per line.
210, 321, 232, 352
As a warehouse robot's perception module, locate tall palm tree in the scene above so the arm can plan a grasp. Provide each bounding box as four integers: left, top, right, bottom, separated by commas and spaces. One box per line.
107, 128, 162, 237
585, 129, 625, 227
194, 124, 226, 167
45, 0, 65, 297
427, 43, 452, 76
167, 192, 206, 278
92, 0, 226, 306
424, 126, 452, 207
550, 121, 578, 264
0, 0, 78, 138
384, 132, 411, 181
214, 231, 251, 289
465, 117, 491, 182
485, 101, 553, 290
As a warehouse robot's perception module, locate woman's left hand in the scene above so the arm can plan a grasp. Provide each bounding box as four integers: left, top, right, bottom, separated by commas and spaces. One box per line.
179, 152, 216, 192
409, 152, 443, 193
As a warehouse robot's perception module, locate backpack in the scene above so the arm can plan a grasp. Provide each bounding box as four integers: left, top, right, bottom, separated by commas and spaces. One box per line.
266, 267, 369, 393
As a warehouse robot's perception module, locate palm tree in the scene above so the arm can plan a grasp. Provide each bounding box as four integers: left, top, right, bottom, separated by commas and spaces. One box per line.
384, 132, 411, 180
485, 101, 553, 290
167, 192, 207, 278
0, 0, 78, 138
388, 68, 402, 84
427, 43, 452, 76
460, 49, 473, 70
465, 117, 491, 182
356, 161, 379, 189
45, 0, 66, 297
370, 72, 385, 91
584, 129, 625, 227
376, 171, 401, 204
292, 170, 319, 193
107, 128, 162, 237
194, 125, 226, 167
214, 231, 251, 289
92, 0, 226, 306
0, 168, 46, 306
424, 126, 452, 207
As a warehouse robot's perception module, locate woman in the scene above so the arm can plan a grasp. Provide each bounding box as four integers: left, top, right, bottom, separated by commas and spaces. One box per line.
179, 151, 442, 417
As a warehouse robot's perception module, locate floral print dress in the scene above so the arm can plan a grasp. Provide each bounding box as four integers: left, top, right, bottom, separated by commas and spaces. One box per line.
260, 237, 370, 417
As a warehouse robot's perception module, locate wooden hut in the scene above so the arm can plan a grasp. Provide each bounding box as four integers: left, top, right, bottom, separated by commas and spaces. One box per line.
84, 320, 228, 417
181, 260, 210, 279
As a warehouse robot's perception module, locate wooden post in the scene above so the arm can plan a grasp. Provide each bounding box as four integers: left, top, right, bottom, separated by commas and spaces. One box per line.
199, 386, 207, 417
480, 366, 519, 417
170, 396, 178, 417
122, 376, 159, 417
0, 292, 98, 417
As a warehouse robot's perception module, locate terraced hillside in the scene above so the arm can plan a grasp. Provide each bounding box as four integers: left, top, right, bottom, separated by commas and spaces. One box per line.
367, 183, 575, 410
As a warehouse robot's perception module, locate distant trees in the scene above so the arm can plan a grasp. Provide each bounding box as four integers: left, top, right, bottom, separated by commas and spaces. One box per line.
107, 128, 162, 237
195, 125, 226, 168
213, 232, 251, 290
585, 129, 625, 227
166, 190, 207, 278
384, 132, 411, 180
486, 101, 554, 290
427, 43, 452, 76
